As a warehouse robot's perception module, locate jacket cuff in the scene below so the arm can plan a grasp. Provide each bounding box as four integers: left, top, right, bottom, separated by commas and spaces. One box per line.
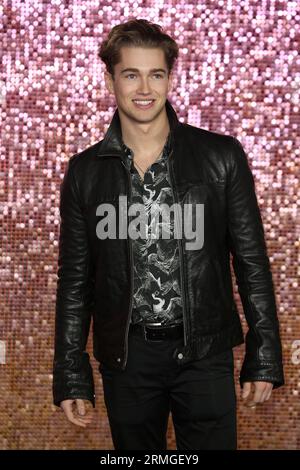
239, 356, 285, 389
53, 366, 95, 408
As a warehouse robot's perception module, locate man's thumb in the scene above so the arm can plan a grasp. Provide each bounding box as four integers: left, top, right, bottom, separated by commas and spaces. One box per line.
241, 382, 251, 399
76, 399, 86, 416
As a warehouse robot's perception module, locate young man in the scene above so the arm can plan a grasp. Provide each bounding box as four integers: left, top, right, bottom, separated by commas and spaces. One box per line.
53, 19, 284, 450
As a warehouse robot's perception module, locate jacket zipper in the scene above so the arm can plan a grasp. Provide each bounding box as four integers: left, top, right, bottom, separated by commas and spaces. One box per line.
120, 159, 134, 370
166, 151, 188, 347
98, 153, 134, 369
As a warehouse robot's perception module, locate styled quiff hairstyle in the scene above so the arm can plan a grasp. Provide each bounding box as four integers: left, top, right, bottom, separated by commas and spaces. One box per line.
98, 18, 179, 79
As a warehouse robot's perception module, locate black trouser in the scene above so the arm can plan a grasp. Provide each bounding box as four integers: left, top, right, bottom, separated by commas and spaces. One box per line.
99, 324, 237, 450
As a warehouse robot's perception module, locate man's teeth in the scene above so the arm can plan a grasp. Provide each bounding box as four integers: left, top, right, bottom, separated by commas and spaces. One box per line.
133, 100, 154, 105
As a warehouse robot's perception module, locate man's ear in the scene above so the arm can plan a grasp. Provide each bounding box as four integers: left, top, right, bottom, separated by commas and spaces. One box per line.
104, 71, 114, 95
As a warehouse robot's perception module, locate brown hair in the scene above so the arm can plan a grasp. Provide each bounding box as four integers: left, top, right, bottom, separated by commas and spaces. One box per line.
98, 18, 179, 79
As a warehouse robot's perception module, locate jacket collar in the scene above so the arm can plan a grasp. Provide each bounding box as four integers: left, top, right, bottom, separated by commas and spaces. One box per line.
97, 98, 181, 158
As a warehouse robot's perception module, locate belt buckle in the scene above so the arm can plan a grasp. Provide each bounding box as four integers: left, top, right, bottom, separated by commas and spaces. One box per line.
143, 324, 165, 342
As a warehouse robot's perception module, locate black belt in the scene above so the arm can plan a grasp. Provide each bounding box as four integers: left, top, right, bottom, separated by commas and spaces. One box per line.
130, 322, 184, 341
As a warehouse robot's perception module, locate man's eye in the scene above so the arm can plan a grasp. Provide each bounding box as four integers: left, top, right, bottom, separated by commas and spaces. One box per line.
125, 74, 163, 79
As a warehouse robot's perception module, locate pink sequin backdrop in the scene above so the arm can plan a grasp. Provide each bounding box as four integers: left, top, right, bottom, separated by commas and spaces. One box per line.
0, 0, 299, 450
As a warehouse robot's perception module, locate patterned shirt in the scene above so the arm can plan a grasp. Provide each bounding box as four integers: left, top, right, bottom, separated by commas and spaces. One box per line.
122, 134, 183, 326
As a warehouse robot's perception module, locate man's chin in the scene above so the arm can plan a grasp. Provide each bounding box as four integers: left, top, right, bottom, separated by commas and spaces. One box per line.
121, 101, 166, 122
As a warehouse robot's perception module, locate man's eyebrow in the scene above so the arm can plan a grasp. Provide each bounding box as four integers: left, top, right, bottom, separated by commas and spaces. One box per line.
120, 68, 167, 74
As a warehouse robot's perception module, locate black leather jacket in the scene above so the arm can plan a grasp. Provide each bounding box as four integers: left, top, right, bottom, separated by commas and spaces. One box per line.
53, 99, 284, 407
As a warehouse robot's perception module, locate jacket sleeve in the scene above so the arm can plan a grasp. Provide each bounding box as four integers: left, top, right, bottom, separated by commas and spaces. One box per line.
53, 156, 96, 407
227, 136, 284, 389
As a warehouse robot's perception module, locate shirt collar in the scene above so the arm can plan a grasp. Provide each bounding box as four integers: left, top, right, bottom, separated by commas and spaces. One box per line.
121, 131, 171, 164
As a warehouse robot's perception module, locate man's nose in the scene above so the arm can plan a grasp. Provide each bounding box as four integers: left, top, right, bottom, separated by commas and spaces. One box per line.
137, 78, 151, 94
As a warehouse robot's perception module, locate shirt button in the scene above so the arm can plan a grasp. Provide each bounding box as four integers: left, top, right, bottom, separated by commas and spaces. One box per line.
177, 353, 184, 360
116, 357, 121, 362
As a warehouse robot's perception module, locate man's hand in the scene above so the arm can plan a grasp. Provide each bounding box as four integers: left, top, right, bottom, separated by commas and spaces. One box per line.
241, 381, 273, 408
60, 398, 94, 427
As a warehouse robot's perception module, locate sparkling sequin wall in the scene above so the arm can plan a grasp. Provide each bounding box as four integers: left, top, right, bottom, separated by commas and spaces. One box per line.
0, 0, 299, 450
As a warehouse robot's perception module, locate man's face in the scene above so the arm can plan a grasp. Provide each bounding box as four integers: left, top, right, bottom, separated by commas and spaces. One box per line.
104, 46, 174, 124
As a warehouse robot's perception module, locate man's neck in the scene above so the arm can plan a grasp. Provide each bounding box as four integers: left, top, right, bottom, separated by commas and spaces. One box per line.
119, 107, 170, 157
